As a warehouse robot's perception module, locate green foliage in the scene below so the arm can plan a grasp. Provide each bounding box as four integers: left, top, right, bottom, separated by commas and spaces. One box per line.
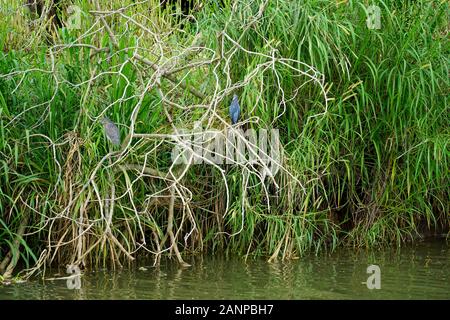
0, 0, 448, 272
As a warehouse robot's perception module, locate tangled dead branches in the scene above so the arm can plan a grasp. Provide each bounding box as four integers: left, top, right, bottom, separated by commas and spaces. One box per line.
1, 0, 330, 278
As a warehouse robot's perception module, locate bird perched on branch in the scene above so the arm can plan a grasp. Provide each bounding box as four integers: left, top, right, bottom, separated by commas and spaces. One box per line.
100, 117, 121, 147
229, 94, 240, 125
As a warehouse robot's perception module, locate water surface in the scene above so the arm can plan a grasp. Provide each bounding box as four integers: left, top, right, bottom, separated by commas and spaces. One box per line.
1, 240, 448, 299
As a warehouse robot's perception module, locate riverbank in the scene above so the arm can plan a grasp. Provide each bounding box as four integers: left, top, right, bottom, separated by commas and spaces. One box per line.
0, 0, 448, 280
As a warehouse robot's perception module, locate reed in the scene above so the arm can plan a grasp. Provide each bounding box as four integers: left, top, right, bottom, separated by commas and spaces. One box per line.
0, 0, 448, 278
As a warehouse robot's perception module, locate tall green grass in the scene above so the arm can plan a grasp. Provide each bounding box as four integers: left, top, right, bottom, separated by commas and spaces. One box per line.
0, 0, 448, 276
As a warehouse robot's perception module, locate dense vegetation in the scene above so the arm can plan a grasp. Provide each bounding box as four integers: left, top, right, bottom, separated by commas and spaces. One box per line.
0, 0, 448, 280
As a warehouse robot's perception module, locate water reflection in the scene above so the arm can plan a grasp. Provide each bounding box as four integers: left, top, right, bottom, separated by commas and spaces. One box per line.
0, 240, 448, 299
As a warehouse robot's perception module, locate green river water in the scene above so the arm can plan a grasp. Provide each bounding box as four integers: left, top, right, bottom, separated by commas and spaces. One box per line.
0, 240, 448, 299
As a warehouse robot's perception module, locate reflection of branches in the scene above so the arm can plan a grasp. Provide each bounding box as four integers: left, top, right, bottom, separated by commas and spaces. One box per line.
2, 0, 329, 275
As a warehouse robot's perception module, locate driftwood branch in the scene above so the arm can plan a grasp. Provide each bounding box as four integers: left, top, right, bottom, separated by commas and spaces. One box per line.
1, 215, 29, 279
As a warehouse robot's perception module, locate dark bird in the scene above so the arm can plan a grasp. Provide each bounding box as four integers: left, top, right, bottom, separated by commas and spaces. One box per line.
229, 94, 240, 125
100, 117, 121, 146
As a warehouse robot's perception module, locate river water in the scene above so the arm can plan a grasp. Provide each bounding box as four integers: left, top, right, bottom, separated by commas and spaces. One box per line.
0, 240, 448, 299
